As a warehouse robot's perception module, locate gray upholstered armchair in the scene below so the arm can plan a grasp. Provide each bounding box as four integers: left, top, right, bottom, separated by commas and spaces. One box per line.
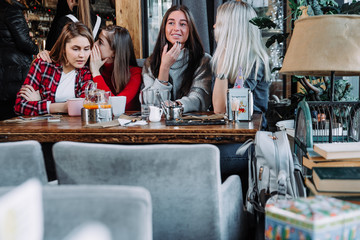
53, 142, 245, 240
0, 184, 152, 240
0, 140, 48, 185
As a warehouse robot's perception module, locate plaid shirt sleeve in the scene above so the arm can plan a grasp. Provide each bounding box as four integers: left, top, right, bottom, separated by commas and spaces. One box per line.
75, 66, 93, 98
14, 58, 50, 116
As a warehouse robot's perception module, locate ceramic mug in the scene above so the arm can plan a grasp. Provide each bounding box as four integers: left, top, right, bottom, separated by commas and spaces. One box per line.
109, 96, 126, 118
68, 98, 85, 116
148, 106, 163, 122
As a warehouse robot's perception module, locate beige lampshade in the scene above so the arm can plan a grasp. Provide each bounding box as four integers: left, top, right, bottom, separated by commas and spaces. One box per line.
280, 15, 360, 76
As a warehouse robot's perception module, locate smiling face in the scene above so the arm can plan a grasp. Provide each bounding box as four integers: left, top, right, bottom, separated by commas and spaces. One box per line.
96, 30, 115, 64
63, 35, 91, 73
165, 10, 189, 46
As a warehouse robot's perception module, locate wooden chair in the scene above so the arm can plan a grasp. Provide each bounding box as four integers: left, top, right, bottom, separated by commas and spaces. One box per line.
53, 142, 244, 240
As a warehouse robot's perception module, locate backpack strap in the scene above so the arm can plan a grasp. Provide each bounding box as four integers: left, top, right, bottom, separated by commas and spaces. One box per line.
92, 15, 101, 39
66, 14, 79, 23
235, 138, 253, 156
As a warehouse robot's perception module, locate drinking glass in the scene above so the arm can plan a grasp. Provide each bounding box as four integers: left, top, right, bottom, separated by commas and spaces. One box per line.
140, 89, 171, 120
231, 97, 240, 121
139, 89, 152, 120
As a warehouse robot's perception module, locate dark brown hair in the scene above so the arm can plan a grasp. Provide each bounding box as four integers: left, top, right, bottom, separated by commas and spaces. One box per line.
150, 5, 205, 98
101, 25, 138, 95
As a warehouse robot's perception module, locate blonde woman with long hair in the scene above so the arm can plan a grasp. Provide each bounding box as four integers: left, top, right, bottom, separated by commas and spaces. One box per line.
212, 2, 271, 202
212, 1, 271, 129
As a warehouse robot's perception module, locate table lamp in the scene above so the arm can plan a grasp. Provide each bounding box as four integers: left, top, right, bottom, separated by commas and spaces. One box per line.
280, 15, 360, 142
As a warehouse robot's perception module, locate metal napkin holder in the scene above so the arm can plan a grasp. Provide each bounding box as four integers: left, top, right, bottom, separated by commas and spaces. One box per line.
226, 88, 253, 121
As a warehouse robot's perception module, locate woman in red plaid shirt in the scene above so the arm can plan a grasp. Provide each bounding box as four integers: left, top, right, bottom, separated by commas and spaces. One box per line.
14, 22, 94, 116
38, 25, 142, 111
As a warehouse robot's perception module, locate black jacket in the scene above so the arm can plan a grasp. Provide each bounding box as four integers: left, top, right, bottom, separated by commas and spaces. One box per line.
46, 6, 105, 51
45, 0, 72, 51
0, 0, 38, 103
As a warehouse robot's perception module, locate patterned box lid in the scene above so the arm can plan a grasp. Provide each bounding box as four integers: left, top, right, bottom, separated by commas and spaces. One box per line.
266, 196, 360, 230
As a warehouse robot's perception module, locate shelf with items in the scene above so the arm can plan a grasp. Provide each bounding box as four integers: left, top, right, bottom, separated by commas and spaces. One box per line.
25, 0, 55, 51
26, 10, 54, 51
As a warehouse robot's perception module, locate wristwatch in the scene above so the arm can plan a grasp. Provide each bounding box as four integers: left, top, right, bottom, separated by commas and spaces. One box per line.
158, 79, 169, 85
216, 73, 227, 80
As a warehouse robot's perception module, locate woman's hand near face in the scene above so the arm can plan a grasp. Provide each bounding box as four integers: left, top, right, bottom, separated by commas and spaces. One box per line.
161, 42, 181, 69
37, 50, 52, 63
90, 44, 107, 78
19, 85, 41, 101
158, 42, 182, 82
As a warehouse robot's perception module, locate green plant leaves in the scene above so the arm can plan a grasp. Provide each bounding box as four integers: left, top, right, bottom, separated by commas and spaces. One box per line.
341, 1, 360, 14
266, 33, 289, 48
249, 17, 276, 29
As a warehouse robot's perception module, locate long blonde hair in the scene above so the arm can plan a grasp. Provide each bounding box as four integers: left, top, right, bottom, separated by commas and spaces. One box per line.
212, 1, 270, 84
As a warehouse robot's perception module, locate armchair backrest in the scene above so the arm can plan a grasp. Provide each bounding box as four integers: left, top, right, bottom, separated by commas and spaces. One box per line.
53, 142, 223, 240
136, 58, 145, 68
0, 140, 47, 185
0, 185, 152, 240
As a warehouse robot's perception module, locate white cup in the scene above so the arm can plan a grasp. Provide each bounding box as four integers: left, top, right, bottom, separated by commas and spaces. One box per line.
149, 105, 163, 122
109, 96, 126, 117
67, 98, 84, 116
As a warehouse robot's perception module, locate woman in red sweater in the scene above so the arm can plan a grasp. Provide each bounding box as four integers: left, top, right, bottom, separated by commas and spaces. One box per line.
38, 25, 142, 111
90, 25, 141, 111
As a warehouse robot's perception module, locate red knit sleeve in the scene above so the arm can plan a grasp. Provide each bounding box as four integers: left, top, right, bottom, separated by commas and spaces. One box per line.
117, 66, 142, 106
93, 74, 112, 93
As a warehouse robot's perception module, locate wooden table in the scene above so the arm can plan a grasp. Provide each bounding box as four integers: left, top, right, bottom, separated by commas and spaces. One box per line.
0, 113, 262, 144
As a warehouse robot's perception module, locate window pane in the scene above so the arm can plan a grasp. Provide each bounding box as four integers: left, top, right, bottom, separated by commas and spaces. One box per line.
147, 0, 172, 55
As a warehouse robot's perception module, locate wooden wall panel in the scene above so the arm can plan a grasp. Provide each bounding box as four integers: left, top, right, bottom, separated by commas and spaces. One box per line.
115, 0, 142, 59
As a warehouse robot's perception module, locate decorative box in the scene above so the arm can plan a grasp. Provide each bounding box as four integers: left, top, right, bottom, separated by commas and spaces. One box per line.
226, 88, 253, 121
265, 196, 360, 240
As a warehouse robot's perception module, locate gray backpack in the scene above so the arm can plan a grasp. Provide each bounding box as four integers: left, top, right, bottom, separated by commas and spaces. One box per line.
237, 130, 304, 214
